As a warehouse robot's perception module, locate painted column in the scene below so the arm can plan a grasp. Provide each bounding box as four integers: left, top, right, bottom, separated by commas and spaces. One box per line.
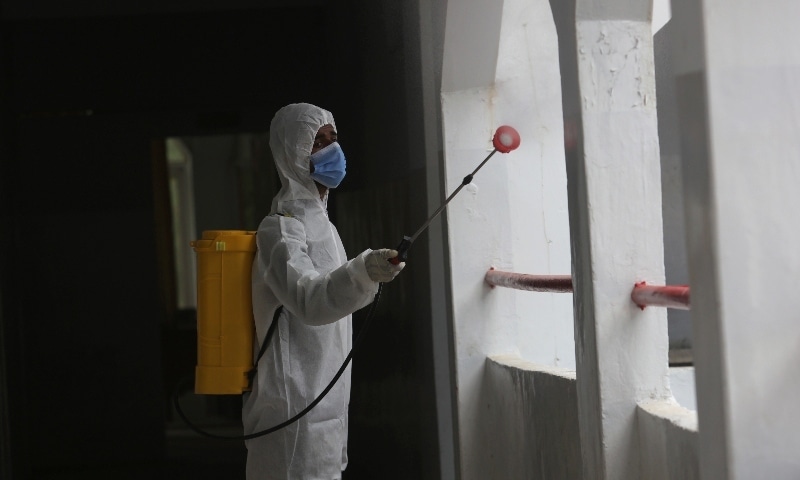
671, 0, 800, 477
551, 0, 672, 477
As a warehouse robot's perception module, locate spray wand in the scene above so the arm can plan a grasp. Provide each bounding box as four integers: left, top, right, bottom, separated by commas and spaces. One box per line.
388, 125, 521, 265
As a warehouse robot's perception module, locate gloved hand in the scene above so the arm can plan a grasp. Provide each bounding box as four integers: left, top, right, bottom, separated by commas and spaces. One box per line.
365, 249, 405, 283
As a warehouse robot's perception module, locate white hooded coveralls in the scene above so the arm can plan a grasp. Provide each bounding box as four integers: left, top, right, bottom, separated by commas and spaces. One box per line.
243, 103, 379, 479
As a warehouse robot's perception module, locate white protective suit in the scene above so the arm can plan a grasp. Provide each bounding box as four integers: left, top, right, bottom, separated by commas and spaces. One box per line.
243, 103, 388, 480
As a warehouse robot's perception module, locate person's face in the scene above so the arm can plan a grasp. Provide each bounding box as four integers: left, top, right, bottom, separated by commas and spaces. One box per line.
311, 124, 337, 154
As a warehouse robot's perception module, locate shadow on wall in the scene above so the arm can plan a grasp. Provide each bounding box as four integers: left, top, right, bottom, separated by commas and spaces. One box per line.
654, 19, 693, 355
482, 356, 582, 479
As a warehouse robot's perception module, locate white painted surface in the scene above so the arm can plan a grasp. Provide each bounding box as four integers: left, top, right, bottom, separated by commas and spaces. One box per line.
486, 355, 582, 479
569, 14, 672, 479
672, 1, 800, 478
637, 399, 699, 480
435, 0, 800, 478
481, 358, 699, 480
441, 0, 504, 92
669, 366, 696, 411
653, 16, 693, 349
417, 1, 457, 478
652, 0, 671, 34
440, 0, 573, 478
669, 0, 705, 76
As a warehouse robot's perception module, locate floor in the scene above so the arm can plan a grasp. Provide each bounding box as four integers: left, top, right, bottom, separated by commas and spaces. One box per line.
30, 427, 247, 480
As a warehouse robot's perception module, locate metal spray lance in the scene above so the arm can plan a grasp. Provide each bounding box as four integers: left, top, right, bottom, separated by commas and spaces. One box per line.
388, 125, 521, 265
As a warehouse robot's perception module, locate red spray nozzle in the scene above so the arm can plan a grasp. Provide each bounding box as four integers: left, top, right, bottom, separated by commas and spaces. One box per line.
387, 124, 521, 266
492, 125, 521, 153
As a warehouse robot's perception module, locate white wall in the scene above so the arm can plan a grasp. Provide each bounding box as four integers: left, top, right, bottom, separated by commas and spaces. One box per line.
441, 0, 574, 477
437, 0, 800, 478
655, 17, 694, 352
638, 400, 699, 480
564, 0, 672, 475
485, 356, 582, 478
671, 0, 800, 477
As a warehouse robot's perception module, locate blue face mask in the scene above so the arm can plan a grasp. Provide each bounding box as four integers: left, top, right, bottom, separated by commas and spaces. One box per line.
309, 142, 347, 189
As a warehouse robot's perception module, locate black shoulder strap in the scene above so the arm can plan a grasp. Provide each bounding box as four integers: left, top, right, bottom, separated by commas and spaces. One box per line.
246, 305, 283, 389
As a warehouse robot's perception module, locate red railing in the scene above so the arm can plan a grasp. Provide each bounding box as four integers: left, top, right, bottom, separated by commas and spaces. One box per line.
485, 269, 691, 311
484, 268, 573, 293
630, 281, 690, 310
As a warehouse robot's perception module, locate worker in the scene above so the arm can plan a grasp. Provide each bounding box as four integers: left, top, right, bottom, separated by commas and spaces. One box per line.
242, 102, 405, 479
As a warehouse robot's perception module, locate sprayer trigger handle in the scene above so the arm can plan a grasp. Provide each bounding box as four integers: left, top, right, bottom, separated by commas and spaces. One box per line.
388, 235, 412, 265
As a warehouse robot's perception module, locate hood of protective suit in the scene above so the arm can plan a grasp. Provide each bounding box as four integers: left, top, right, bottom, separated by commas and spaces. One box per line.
269, 103, 337, 214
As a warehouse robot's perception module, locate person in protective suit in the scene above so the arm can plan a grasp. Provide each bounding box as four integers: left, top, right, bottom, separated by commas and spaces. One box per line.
243, 102, 405, 479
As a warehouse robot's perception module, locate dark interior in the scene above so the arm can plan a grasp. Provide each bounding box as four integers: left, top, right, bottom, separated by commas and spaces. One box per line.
1, 2, 444, 478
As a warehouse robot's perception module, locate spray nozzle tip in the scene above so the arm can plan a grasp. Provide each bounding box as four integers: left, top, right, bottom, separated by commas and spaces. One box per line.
493, 125, 521, 153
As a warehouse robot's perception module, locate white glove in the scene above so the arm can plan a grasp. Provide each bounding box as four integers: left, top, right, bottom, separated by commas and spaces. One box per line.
365, 249, 405, 283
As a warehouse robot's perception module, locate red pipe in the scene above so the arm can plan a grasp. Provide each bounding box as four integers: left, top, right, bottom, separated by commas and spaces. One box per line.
484, 270, 690, 312
485, 268, 573, 293
631, 281, 690, 310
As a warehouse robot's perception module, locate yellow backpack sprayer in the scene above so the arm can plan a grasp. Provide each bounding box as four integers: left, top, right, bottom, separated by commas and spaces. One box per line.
189, 230, 258, 395
175, 225, 383, 440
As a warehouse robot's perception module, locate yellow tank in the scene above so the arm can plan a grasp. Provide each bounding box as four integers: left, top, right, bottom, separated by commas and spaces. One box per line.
191, 230, 257, 394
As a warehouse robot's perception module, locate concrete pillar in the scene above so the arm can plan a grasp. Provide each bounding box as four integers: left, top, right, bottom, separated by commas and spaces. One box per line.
670, 0, 800, 478
550, 0, 672, 477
